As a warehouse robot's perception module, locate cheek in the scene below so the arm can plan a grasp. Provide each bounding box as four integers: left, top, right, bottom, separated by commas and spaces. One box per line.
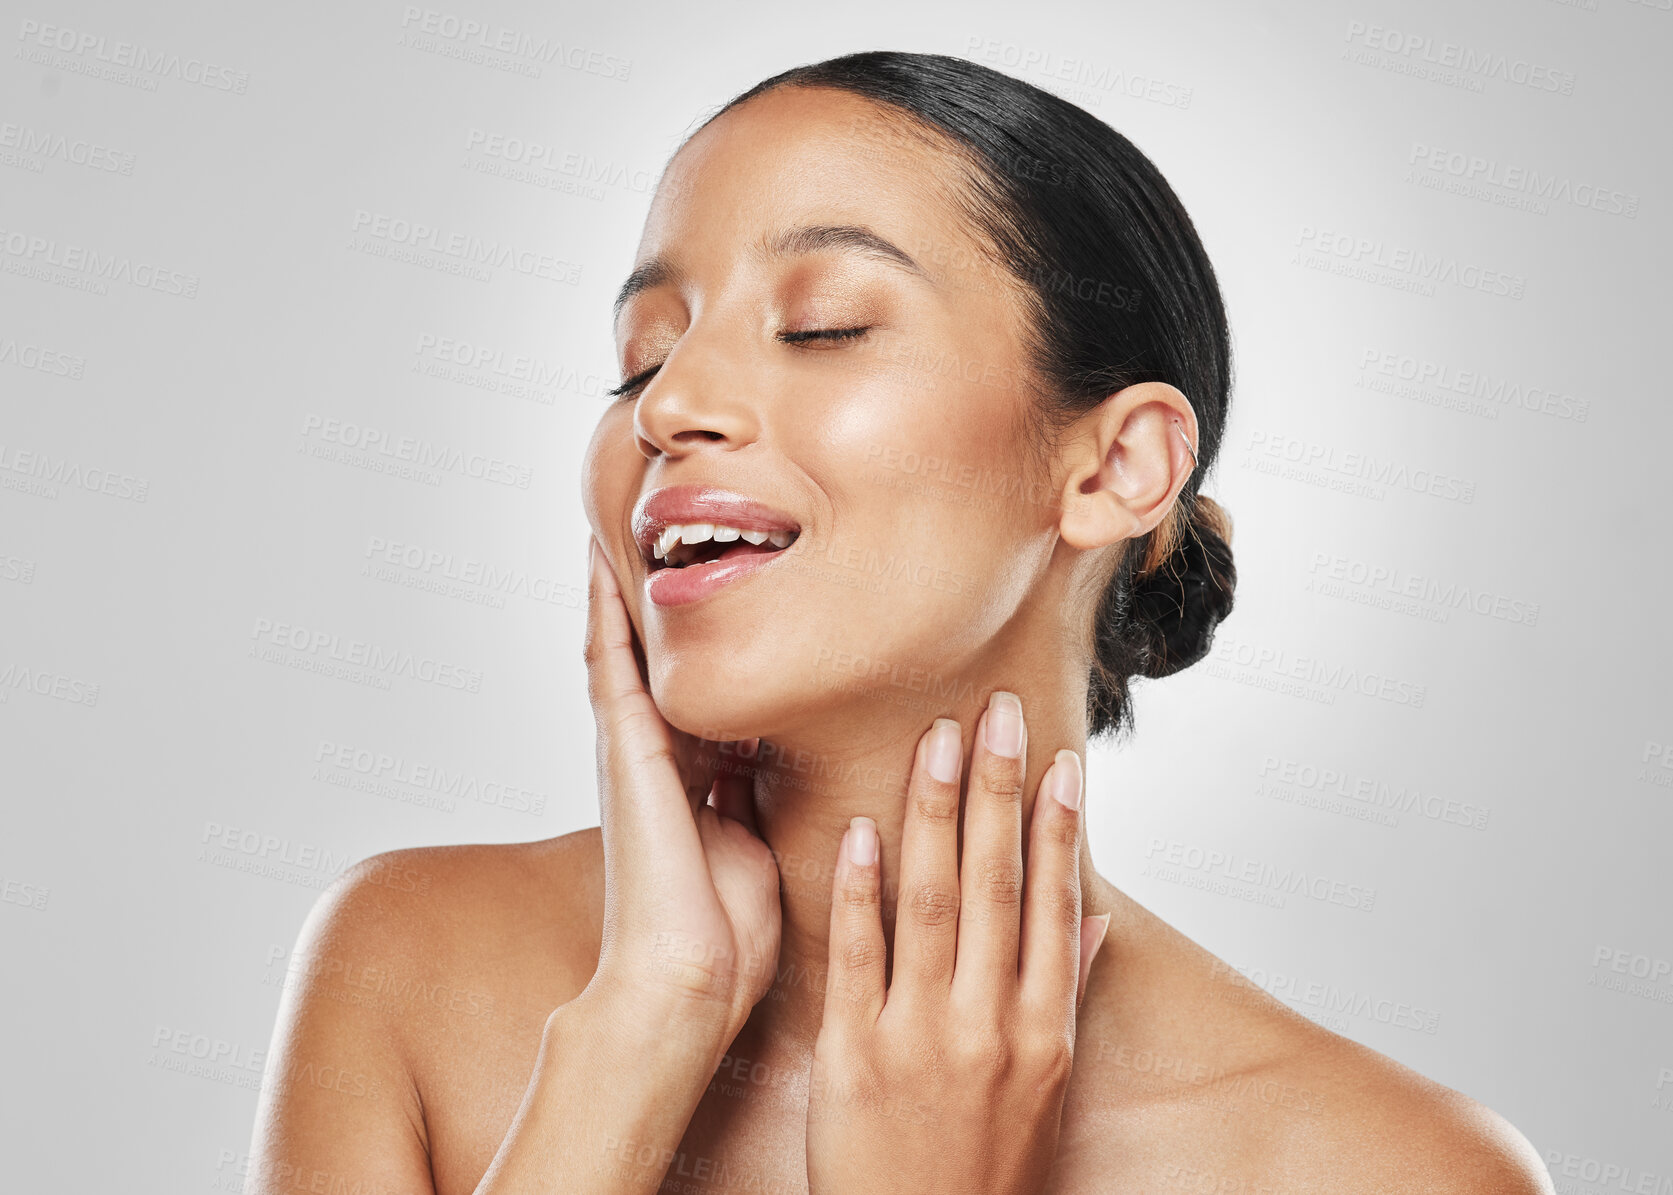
790, 372, 1039, 642
580, 409, 638, 537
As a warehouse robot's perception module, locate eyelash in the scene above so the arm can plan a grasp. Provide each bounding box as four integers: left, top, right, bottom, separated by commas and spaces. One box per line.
606, 326, 873, 400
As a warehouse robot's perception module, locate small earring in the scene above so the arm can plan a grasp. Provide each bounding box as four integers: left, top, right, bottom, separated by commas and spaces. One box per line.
1174, 419, 1199, 470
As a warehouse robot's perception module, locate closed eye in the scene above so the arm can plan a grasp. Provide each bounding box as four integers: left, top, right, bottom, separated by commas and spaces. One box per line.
606, 326, 874, 400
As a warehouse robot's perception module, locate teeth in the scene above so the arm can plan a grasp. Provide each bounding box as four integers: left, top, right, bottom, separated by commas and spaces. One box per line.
651, 523, 798, 563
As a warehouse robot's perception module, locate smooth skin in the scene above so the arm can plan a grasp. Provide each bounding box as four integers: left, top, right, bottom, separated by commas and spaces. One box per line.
247, 84, 1555, 1194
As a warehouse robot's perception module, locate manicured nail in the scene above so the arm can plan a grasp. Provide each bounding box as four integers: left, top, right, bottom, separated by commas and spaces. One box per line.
1089, 912, 1111, 963
926, 719, 962, 784
847, 816, 878, 866
984, 692, 1024, 758
1047, 749, 1083, 811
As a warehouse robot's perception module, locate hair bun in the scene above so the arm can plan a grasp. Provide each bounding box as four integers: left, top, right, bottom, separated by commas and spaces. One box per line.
1130, 494, 1236, 679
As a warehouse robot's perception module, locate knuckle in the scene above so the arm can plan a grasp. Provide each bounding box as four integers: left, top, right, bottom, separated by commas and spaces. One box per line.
1024, 1027, 1075, 1086
912, 784, 960, 824
838, 881, 880, 913
839, 935, 884, 974
951, 1026, 1012, 1078
907, 883, 961, 928
1039, 800, 1081, 848
976, 855, 1025, 906
1043, 877, 1081, 926
977, 759, 1025, 804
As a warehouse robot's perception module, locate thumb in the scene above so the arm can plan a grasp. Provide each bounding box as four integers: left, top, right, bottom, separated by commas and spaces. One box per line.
1076, 913, 1112, 1012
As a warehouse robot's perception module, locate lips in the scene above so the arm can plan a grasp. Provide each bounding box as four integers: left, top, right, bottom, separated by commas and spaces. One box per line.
632, 486, 803, 573
631, 486, 804, 609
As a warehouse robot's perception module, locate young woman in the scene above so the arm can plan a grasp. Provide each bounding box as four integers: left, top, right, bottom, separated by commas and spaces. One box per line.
249, 51, 1552, 1194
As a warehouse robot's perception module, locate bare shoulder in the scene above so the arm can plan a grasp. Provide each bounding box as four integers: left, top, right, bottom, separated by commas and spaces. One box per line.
1200, 966, 1553, 1193
300, 829, 609, 1021
249, 830, 607, 1192
1066, 893, 1552, 1194
1269, 1025, 1555, 1194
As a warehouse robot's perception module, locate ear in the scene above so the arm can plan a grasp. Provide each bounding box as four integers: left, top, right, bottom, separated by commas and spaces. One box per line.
1057, 382, 1199, 552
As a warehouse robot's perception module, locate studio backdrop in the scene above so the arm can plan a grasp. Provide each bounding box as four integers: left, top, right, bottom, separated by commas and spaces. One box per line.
1, 0, 1669, 1190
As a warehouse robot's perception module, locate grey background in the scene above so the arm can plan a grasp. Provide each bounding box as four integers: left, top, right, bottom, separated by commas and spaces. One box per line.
2, 0, 1669, 1190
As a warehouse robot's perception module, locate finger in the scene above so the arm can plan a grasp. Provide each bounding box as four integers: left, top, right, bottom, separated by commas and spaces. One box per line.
710, 739, 761, 835
1020, 749, 1084, 1017
889, 718, 964, 1001
1077, 913, 1111, 1012
680, 734, 726, 817
952, 691, 1027, 1002
584, 537, 702, 862
822, 816, 887, 1034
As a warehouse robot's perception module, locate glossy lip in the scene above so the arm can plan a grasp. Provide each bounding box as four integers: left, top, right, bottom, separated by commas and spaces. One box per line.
631, 485, 804, 570
644, 549, 788, 607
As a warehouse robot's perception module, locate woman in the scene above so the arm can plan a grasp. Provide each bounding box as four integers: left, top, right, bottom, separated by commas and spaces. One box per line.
249, 51, 1551, 1194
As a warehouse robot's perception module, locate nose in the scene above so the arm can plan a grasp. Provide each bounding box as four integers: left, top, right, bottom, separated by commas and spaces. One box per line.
631, 333, 763, 461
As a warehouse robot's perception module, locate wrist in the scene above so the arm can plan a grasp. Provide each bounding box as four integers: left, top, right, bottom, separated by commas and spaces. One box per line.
553, 969, 740, 1069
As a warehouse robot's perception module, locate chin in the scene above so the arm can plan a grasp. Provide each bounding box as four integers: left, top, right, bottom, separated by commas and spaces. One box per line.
644, 627, 858, 747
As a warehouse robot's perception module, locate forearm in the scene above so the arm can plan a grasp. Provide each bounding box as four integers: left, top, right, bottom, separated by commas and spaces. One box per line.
474, 980, 735, 1195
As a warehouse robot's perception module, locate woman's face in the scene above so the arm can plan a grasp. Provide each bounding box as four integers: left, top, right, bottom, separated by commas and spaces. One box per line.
583, 86, 1072, 742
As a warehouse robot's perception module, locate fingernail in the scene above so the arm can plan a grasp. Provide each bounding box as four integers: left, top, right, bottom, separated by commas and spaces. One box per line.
1047, 749, 1082, 811
926, 719, 961, 784
1089, 912, 1111, 963
984, 692, 1023, 758
847, 816, 877, 866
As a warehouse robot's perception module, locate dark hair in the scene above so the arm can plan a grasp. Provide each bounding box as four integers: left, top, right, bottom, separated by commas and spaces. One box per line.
701, 50, 1236, 742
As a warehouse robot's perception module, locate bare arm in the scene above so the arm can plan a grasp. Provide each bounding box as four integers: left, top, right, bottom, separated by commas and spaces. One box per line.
472, 975, 734, 1194
250, 540, 782, 1193
247, 858, 743, 1195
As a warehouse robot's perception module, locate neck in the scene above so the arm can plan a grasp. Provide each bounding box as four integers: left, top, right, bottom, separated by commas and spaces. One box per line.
740, 623, 1112, 1054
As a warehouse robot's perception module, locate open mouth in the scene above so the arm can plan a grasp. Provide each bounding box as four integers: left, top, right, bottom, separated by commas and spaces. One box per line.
647, 523, 802, 572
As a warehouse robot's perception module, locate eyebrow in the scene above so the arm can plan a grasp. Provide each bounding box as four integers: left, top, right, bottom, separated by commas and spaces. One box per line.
612, 223, 928, 323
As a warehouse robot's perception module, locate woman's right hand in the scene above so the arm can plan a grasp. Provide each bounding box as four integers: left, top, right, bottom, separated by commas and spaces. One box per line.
580, 536, 783, 1041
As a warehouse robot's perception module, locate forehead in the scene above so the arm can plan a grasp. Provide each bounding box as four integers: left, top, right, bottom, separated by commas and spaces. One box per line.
637, 86, 989, 271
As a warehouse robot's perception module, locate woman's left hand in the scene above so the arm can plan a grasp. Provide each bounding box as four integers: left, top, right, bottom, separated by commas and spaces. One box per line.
805, 693, 1111, 1194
